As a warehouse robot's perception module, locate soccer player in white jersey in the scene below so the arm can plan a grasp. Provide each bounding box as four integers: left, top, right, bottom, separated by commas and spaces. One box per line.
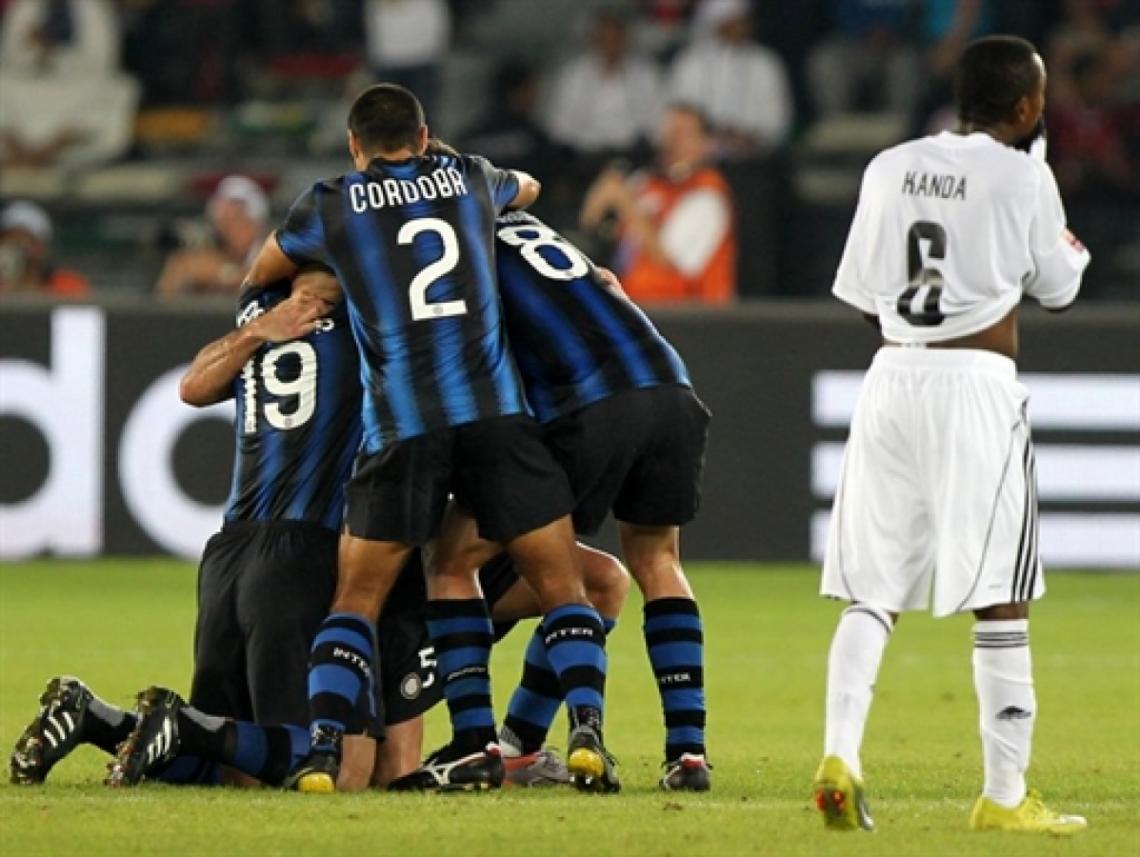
811, 36, 1091, 835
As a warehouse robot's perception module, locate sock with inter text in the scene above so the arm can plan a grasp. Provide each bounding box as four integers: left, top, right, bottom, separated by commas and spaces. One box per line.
823, 603, 893, 779
973, 619, 1034, 808
644, 597, 707, 761
306, 612, 377, 754
501, 617, 616, 756
541, 603, 608, 737
425, 598, 497, 754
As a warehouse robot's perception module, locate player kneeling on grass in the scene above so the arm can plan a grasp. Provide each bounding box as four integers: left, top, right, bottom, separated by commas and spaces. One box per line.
812, 36, 1089, 835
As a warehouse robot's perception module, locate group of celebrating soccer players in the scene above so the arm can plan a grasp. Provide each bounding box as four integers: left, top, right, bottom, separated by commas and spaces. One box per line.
11, 34, 1092, 837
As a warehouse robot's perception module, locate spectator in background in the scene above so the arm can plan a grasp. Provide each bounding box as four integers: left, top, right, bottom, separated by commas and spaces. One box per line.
0, 200, 89, 298
1049, 51, 1137, 198
914, 0, 992, 132
363, 0, 451, 119
545, 8, 662, 163
0, 0, 138, 168
807, 0, 920, 118
155, 176, 270, 299
667, 0, 793, 158
459, 60, 556, 183
580, 103, 735, 305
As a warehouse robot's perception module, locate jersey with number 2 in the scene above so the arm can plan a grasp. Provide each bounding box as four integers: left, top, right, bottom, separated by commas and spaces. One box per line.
832, 131, 1090, 342
274, 153, 527, 453
224, 285, 361, 531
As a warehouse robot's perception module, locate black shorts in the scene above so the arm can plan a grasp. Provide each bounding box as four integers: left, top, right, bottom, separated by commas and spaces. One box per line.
190, 521, 439, 733
190, 520, 341, 729
377, 551, 443, 725
544, 385, 711, 535
344, 415, 574, 545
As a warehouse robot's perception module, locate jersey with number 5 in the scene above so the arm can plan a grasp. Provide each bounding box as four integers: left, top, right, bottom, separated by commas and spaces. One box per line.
832, 131, 1090, 343
274, 153, 527, 453
495, 211, 690, 423
224, 285, 361, 531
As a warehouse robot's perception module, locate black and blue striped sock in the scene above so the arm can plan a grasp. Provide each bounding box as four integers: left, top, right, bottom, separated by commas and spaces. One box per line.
306, 612, 377, 750
644, 597, 706, 760
503, 617, 615, 754
152, 754, 221, 785
425, 598, 497, 753
228, 722, 310, 786
542, 604, 608, 732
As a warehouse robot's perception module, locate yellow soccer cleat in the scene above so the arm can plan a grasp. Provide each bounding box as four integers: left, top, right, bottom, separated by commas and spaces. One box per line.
812, 755, 875, 831
969, 789, 1088, 835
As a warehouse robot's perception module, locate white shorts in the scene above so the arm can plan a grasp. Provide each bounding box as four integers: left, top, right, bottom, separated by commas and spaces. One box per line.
821, 347, 1045, 617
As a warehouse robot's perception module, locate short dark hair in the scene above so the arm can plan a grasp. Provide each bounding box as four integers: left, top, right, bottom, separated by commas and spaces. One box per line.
954, 36, 1042, 126
347, 84, 425, 153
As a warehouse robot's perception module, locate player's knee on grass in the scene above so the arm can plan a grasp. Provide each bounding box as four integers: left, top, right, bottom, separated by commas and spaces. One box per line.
579, 544, 631, 620
504, 516, 588, 611
370, 718, 424, 789
338, 736, 376, 792
618, 523, 692, 600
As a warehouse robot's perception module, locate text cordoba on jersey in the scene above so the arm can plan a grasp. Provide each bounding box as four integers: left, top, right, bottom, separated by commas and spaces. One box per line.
350, 167, 469, 213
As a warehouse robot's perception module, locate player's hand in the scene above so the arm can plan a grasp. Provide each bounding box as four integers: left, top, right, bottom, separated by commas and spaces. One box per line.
596, 267, 630, 298
250, 292, 328, 343
292, 266, 342, 305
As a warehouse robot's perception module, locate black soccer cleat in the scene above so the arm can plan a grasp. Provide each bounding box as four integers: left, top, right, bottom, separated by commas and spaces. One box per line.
659, 753, 712, 792
10, 676, 94, 785
388, 742, 505, 792
283, 724, 342, 793
105, 686, 184, 787
566, 724, 621, 794
283, 750, 340, 793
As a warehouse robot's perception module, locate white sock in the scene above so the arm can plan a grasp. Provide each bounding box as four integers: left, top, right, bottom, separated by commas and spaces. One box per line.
823, 604, 893, 779
973, 620, 1033, 808
497, 724, 523, 758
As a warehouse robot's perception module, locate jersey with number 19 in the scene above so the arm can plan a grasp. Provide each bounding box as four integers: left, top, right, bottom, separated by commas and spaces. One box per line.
223, 285, 360, 530
274, 153, 527, 454
832, 131, 1089, 338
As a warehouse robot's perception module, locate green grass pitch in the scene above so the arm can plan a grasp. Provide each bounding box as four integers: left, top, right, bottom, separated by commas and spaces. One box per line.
1, 560, 1137, 855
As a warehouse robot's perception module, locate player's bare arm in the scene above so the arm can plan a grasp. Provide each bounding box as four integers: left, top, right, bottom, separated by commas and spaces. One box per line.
179, 291, 327, 407
507, 170, 541, 210
239, 233, 299, 294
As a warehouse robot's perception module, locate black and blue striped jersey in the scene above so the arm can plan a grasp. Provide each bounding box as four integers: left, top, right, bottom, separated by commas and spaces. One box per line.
494, 211, 691, 423
275, 153, 528, 454
223, 284, 360, 531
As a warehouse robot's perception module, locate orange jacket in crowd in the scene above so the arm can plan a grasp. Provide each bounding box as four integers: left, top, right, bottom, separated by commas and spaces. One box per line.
620, 166, 736, 305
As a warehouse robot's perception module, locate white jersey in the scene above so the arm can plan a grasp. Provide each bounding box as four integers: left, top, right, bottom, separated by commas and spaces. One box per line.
832, 131, 1090, 343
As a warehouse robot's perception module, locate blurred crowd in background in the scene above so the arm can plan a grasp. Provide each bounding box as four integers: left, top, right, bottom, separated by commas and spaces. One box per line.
0, 0, 1136, 304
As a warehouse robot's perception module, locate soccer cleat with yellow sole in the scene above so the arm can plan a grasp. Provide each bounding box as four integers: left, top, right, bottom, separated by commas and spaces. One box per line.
566, 724, 620, 793
969, 789, 1087, 835
283, 751, 339, 793
812, 755, 874, 831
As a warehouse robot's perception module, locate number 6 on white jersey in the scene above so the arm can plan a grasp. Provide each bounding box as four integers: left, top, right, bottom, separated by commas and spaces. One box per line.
398, 217, 467, 321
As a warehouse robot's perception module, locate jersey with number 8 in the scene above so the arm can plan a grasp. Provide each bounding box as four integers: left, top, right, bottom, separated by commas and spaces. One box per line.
494, 211, 690, 423
832, 131, 1090, 343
